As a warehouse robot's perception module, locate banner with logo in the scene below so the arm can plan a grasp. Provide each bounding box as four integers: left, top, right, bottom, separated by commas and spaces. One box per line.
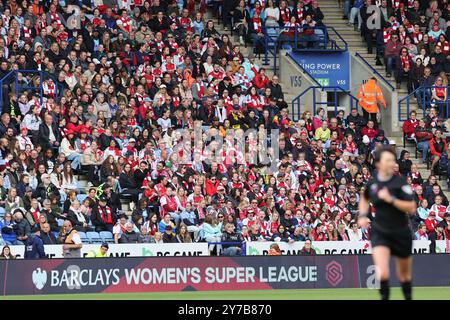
3, 254, 450, 295
1, 243, 210, 259
245, 240, 433, 256
288, 51, 350, 90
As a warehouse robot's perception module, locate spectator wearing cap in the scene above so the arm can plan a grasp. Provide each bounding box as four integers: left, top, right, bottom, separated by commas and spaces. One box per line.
91, 195, 117, 233
429, 221, 446, 253
369, 129, 389, 151
162, 224, 179, 243
425, 211, 438, 233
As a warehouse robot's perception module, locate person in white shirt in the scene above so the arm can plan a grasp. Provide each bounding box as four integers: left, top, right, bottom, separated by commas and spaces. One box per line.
17, 127, 33, 150
348, 221, 363, 241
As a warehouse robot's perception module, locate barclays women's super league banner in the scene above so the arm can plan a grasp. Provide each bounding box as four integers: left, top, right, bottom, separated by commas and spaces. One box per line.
2, 254, 450, 295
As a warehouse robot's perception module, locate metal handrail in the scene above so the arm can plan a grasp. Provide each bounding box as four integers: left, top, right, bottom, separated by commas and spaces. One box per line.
263, 25, 348, 52
291, 85, 358, 121
259, 25, 349, 73
0, 69, 63, 113
398, 85, 450, 121
354, 52, 395, 91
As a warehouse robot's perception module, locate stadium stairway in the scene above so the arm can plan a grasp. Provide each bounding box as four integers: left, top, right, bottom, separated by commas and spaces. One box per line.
320, 0, 419, 121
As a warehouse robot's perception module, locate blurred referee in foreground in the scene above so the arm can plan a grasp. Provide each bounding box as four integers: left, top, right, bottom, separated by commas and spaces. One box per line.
359, 147, 417, 300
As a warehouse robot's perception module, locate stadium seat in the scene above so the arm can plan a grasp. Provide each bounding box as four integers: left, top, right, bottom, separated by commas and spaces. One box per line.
77, 194, 88, 203
87, 231, 102, 244
78, 232, 89, 243
57, 219, 64, 227
52, 231, 59, 239
99, 231, 114, 243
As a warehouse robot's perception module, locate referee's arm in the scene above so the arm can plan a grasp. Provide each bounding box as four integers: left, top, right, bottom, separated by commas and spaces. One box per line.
358, 191, 371, 228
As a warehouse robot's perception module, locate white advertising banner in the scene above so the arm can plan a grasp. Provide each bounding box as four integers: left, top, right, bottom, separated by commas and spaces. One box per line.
2, 243, 210, 259
245, 240, 435, 255
2, 240, 448, 259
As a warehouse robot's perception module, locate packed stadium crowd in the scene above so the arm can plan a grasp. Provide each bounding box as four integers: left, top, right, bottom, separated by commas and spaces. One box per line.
347, 0, 450, 94
0, 0, 447, 258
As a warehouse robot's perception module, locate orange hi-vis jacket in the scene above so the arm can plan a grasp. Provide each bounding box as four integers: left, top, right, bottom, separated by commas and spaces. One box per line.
357, 79, 386, 113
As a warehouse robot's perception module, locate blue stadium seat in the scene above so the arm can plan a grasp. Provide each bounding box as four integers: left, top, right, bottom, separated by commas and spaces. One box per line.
87, 231, 102, 243
77, 194, 88, 203
57, 219, 64, 227
99, 231, 114, 243
78, 232, 89, 243
52, 231, 59, 239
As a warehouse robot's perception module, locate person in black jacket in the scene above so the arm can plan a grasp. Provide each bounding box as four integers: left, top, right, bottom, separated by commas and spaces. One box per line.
162, 224, 179, 243
39, 223, 58, 244
133, 161, 149, 188
33, 173, 60, 202
398, 150, 413, 176
306, 0, 325, 24
119, 222, 143, 243
429, 222, 445, 253
38, 113, 61, 151
280, 210, 297, 233
91, 196, 117, 232
197, 98, 215, 125
24, 231, 46, 259
13, 209, 32, 245
3, 93, 22, 126
119, 163, 141, 204
271, 224, 291, 242
266, 76, 288, 109
359, 0, 376, 54
221, 223, 243, 256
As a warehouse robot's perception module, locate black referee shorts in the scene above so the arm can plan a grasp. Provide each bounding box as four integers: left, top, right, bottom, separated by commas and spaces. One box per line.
371, 229, 413, 258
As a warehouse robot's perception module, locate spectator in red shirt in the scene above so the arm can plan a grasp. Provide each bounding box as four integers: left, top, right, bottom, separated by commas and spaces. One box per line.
429, 129, 447, 171
360, 120, 379, 140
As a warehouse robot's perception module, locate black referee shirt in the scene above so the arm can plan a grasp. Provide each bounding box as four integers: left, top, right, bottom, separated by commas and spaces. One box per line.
364, 174, 414, 234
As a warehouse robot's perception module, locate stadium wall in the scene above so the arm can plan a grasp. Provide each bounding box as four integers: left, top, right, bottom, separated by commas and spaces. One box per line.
279, 50, 324, 118
2, 254, 450, 295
